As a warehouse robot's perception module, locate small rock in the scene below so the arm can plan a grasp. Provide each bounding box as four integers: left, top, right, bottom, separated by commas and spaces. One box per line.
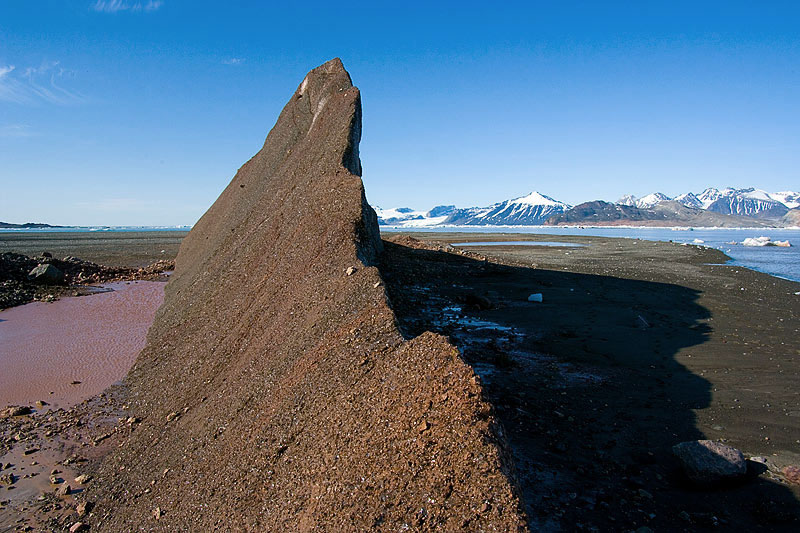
672, 440, 747, 485
74, 474, 92, 484
35, 400, 49, 409
49, 475, 62, 484
69, 522, 88, 533
75, 502, 94, 516
166, 411, 179, 422
345, 266, 357, 276
153, 506, 163, 520
57, 483, 72, 496
0, 473, 16, 486
0, 405, 32, 418
27, 263, 65, 284
417, 420, 430, 433
783, 465, 800, 485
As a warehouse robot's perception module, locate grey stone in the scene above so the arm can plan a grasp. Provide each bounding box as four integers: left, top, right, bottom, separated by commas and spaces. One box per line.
28, 263, 64, 284
672, 440, 746, 485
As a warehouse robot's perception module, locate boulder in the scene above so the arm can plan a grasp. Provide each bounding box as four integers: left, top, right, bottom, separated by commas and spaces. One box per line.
27, 263, 64, 284
672, 440, 747, 485
0, 405, 32, 418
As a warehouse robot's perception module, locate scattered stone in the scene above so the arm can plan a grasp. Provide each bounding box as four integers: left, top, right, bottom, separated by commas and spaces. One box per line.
153, 506, 163, 520
417, 420, 430, 433
166, 411, 179, 422
672, 440, 747, 485
35, 400, 49, 409
782, 465, 800, 485
49, 475, 62, 484
74, 474, 92, 484
345, 266, 357, 276
69, 522, 88, 533
76, 501, 91, 516
0, 473, 16, 486
27, 263, 65, 284
0, 405, 32, 418
56, 483, 72, 496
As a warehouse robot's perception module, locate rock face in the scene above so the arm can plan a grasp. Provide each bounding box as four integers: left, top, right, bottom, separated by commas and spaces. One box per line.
672, 440, 747, 485
89, 59, 525, 530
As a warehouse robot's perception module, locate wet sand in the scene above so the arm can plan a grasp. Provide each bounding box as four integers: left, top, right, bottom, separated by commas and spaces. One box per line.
0, 281, 165, 408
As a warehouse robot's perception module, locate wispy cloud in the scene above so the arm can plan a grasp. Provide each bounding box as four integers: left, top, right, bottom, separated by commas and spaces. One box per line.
91, 0, 163, 13
0, 124, 35, 138
222, 58, 244, 65
0, 61, 83, 105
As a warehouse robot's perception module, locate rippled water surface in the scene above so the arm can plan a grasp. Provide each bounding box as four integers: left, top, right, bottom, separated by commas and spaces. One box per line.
0, 281, 165, 408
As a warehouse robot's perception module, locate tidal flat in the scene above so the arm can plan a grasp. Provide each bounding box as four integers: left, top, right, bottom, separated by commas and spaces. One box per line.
1, 229, 799, 530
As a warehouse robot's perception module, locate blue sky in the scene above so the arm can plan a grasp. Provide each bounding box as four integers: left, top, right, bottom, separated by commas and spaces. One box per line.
1, 1, 798, 225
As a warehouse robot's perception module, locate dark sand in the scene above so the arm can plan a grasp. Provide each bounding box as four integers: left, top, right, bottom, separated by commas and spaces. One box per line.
381, 232, 800, 529
0, 231, 186, 269
2, 229, 799, 530
0, 280, 165, 409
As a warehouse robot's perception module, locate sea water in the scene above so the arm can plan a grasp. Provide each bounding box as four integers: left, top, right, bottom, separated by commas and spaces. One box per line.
384, 226, 800, 283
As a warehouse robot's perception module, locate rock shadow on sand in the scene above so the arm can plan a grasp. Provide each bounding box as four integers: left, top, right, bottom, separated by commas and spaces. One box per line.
379, 237, 800, 531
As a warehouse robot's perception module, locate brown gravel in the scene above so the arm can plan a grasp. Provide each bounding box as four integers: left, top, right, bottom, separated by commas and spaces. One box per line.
80, 59, 527, 531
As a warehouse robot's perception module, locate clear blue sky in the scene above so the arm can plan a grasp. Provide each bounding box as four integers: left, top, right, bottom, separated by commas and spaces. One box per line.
1, 1, 798, 225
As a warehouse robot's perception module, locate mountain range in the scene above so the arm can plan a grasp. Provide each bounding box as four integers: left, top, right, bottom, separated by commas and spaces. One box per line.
374, 187, 800, 228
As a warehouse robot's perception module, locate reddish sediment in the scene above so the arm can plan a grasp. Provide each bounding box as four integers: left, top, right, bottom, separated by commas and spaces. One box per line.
0, 281, 165, 408
85, 59, 526, 530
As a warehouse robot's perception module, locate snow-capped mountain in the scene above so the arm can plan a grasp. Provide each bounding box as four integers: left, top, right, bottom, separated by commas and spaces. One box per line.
771, 191, 800, 209
674, 192, 703, 209
616, 192, 671, 209
373, 205, 459, 226
618, 187, 799, 220
443, 192, 571, 226
373, 191, 570, 227
374, 186, 800, 228
373, 206, 427, 225
701, 188, 789, 219
636, 192, 671, 209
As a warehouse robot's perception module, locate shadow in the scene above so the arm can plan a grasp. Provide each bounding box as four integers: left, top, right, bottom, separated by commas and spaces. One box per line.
379, 239, 800, 531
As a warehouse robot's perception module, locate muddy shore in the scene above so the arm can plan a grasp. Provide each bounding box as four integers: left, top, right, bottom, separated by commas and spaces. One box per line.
1, 230, 799, 530
382, 231, 800, 530
0, 231, 186, 269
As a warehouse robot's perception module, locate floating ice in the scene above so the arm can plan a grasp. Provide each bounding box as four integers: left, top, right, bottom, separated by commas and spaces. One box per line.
742, 236, 791, 247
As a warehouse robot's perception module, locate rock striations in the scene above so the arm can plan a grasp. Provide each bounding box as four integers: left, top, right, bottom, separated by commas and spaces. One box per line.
88, 59, 526, 531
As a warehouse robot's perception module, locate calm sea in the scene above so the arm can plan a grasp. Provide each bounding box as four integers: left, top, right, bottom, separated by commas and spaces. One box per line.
3, 226, 799, 283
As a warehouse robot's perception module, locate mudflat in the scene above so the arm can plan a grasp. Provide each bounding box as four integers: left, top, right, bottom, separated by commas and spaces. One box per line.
2, 229, 799, 530
381, 231, 800, 529
0, 231, 187, 268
